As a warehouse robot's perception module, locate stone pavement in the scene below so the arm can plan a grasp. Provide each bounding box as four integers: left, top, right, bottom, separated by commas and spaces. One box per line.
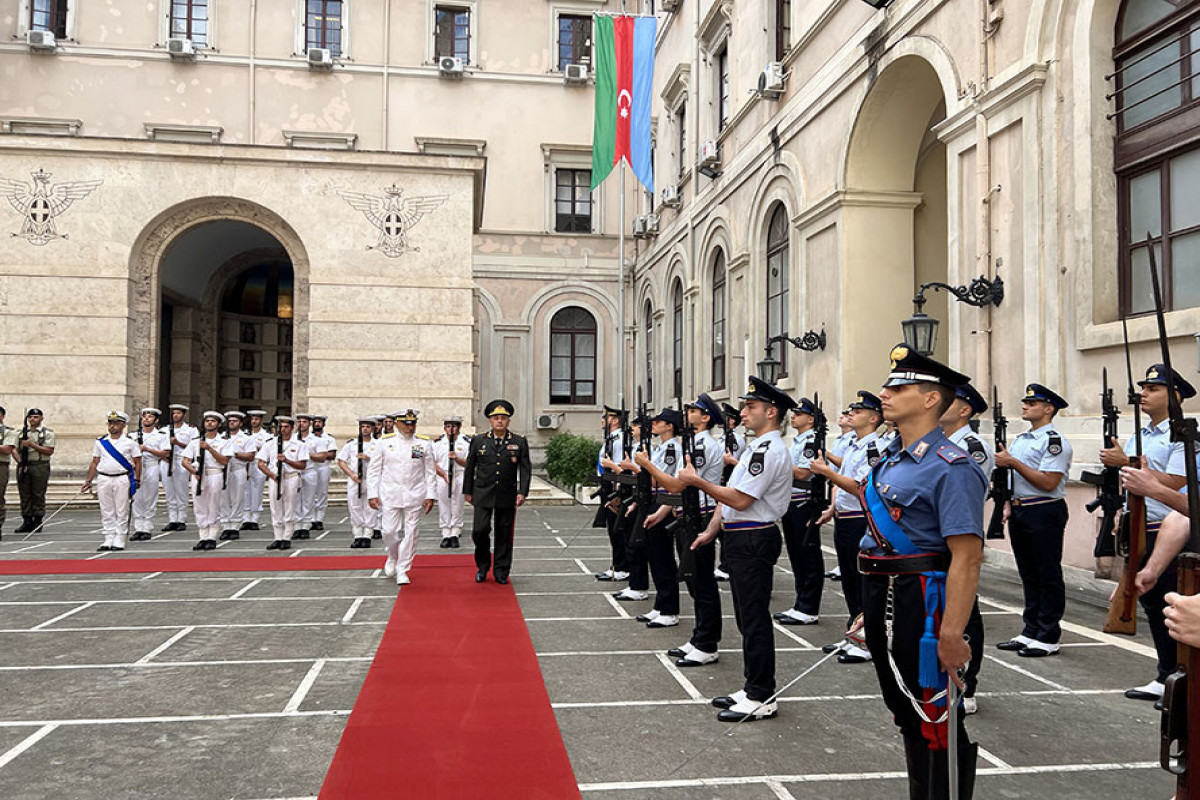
0, 503, 1177, 799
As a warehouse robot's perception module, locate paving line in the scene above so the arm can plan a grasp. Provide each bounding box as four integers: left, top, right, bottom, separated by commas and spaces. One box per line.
555, 536, 567, 547
0, 723, 57, 770
981, 653, 1071, 691
552, 687, 1123, 710
30, 601, 95, 630
0, 582, 16, 592
150, 531, 174, 540
229, 579, 262, 599
653, 653, 706, 701
316, 530, 333, 540
0, 709, 351, 728
140, 572, 163, 581
340, 597, 364, 624
0, 656, 373, 672
771, 621, 815, 649
135, 626, 195, 664
0, 593, 398, 607
765, 779, 798, 800
11, 542, 52, 553
85, 551, 108, 560
282, 660, 326, 713
976, 595, 1157, 658
978, 747, 1013, 770
288, 549, 304, 558
602, 593, 632, 619
6, 620, 388, 634
215, 540, 232, 549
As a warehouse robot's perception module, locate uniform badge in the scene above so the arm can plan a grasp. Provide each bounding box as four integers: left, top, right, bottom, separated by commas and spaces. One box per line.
748, 450, 766, 476
890, 507, 902, 522
692, 452, 706, 468
411, 445, 424, 458
889, 344, 909, 370
937, 447, 966, 464
914, 442, 929, 458
971, 449, 986, 464
1048, 443, 1062, 455
664, 447, 677, 466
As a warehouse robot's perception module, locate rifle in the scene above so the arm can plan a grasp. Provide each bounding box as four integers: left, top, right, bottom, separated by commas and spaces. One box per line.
985, 387, 1011, 540
220, 424, 230, 490
591, 417, 616, 528
1144, 236, 1200, 799
721, 410, 740, 486
802, 393, 830, 544
196, 433, 207, 498
275, 425, 284, 500
1103, 315, 1146, 635
447, 429, 457, 499
669, 399, 703, 581
17, 410, 29, 479
629, 394, 653, 548
1081, 368, 1122, 558
167, 423, 175, 478
357, 430, 365, 498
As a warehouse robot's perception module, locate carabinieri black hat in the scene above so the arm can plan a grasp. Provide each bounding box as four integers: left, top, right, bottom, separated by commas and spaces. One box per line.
1138, 364, 1197, 399
1024, 383, 1069, 410
955, 383, 989, 416
882, 344, 971, 389
721, 403, 741, 422
602, 404, 626, 417
739, 376, 796, 413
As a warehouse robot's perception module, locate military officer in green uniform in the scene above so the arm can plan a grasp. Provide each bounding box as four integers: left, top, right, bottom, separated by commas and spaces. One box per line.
15, 409, 56, 534
463, 399, 532, 585
0, 406, 19, 539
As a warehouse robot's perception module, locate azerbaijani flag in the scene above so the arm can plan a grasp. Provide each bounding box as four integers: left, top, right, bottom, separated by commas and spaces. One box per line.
591, 14, 657, 194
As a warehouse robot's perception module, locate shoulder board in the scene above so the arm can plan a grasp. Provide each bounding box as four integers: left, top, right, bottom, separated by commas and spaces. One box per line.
381, 432, 396, 439
937, 445, 968, 464
964, 435, 987, 464
755, 440, 771, 450
417, 434, 433, 441
97, 435, 105, 441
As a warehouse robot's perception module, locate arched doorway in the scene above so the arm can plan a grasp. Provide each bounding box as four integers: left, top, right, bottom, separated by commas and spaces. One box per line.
128, 199, 310, 415
842, 55, 949, 391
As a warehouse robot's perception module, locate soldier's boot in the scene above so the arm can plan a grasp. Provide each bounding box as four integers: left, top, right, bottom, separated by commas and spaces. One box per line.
31, 516, 44, 533
904, 737, 931, 800
926, 741, 977, 800
14, 517, 33, 534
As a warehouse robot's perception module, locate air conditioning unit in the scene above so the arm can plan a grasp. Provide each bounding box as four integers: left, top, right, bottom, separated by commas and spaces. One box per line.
758, 62, 786, 97
167, 37, 196, 59
536, 413, 564, 430
633, 213, 659, 238
564, 63, 588, 85
26, 30, 57, 51
439, 56, 465, 77
660, 184, 681, 208
661, 0, 681, 11
699, 140, 721, 168
307, 48, 333, 68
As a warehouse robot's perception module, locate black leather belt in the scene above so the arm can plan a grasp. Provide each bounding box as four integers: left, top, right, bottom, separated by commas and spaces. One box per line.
858, 550, 950, 575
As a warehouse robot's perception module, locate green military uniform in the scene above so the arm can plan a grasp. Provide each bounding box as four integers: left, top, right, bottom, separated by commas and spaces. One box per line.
0, 417, 19, 535
16, 411, 56, 533
463, 399, 531, 583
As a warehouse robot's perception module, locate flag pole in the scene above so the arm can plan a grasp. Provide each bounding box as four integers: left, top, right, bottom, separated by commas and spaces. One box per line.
618, 159, 626, 411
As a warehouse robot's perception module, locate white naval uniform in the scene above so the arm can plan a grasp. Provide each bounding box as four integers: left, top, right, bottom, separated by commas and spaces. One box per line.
372, 436, 384, 533
92, 434, 139, 548
242, 427, 270, 524
132, 426, 170, 534
186, 434, 234, 541
367, 433, 436, 580
163, 423, 197, 524
221, 430, 254, 532
307, 430, 337, 526
337, 436, 377, 538
432, 433, 470, 539
257, 436, 310, 541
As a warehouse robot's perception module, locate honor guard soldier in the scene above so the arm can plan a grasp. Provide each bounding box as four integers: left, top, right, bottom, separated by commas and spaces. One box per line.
257, 416, 309, 550
775, 397, 825, 626
612, 412, 653, 601
14, 409, 56, 534
813, 391, 884, 665
241, 410, 270, 531
82, 411, 141, 552
294, 414, 317, 539
938, 382, 993, 715
183, 411, 233, 551
847, 345, 986, 799
993, 383, 1073, 658
219, 411, 253, 540
0, 407, 18, 539
308, 414, 337, 532
131, 408, 170, 541
679, 377, 794, 721
594, 405, 630, 581
367, 409, 436, 586
339, 417, 379, 548
631, 407, 685, 628
370, 415, 387, 538
715, 402, 746, 582
432, 415, 470, 548
463, 399, 532, 585
645, 394, 726, 666
1100, 364, 1193, 704
162, 404, 196, 532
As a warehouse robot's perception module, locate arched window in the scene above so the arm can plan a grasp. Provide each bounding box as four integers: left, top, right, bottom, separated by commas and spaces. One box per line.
672, 279, 684, 400
1113, 0, 1200, 313
711, 250, 726, 390
765, 204, 790, 378
643, 299, 654, 403
549, 306, 597, 405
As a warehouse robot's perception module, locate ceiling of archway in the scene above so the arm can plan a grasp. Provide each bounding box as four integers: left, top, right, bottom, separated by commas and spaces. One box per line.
160, 220, 285, 303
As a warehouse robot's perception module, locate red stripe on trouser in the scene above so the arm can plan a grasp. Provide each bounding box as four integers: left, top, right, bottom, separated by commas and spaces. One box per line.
918, 574, 949, 751
613, 16, 633, 164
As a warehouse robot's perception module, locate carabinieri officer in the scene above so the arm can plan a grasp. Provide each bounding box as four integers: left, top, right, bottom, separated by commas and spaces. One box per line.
678, 376, 794, 722
832, 344, 986, 798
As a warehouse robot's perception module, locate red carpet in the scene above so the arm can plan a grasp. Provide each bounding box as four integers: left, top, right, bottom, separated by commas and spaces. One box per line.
0, 555, 384, 575
318, 554, 580, 800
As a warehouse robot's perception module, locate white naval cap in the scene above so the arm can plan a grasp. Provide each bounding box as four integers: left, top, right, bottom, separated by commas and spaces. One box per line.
224, 410, 246, 419
140, 407, 162, 417
202, 410, 224, 422
168, 403, 189, 412
295, 413, 314, 420
358, 416, 378, 425
274, 415, 295, 424
246, 409, 267, 416
444, 415, 464, 424
107, 410, 129, 424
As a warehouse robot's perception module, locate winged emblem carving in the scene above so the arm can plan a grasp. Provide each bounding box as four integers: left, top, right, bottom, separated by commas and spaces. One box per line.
337, 185, 448, 258
0, 169, 102, 246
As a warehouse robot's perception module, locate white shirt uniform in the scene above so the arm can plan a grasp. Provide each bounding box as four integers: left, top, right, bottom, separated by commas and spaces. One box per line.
257, 436, 310, 541
1124, 419, 1187, 523
691, 429, 726, 509
789, 429, 817, 504
306, 430, 338, 526
1008, 424, 1073, 499
185, 434, 235, 538
92, 434, 139, 547
720, 429, 792, 526
242, 427, 271, 523
432, 433, 471, 537
338, 436, 378, 536
162, 423, 198, 524
368, 433, 437, 580
830, 431, 856, 459
132, 426, 170, 534
835, 432, 881, 514
947, 425, 995, 480
220, 430, 254, 530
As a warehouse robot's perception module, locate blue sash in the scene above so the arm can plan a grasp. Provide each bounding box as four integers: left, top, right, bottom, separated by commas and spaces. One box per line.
99, 438, 138, 497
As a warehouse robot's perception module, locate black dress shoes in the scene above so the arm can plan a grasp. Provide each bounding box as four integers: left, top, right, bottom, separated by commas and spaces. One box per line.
439, 539, 451, 549
192, 542, 206, 551
218, 531, 233, 541
449, 536, 460, 549
293, 529, 310, 540
266, 540, 281, 550
311, 521, 324, 531
711, 696, 738, 710
97, 545, 112, 552
475, 571, 487, 583
161, 522, 175, 532
837, 652, 870, 664
495, 574, 509, 585
995, 638, 1028, 651
246, 522, 260, 531
279, 540, 292, 550
372, 529, 382, 539
667, 647, 689, 658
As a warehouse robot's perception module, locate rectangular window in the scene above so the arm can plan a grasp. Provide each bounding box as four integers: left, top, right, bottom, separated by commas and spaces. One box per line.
170, 0, 208, 46
555, 168, 593, 233
558, 14, 592, 71
677, 103, 687, 178
30, 0, 68, 36
435, 5, 471, 62
774, 0, 792, 62
306, 0, 343, 56
716, 47, 729, 132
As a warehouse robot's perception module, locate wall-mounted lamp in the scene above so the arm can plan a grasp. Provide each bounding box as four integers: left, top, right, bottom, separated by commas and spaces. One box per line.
900, 277, 1004, 356
756, 328, 827, 383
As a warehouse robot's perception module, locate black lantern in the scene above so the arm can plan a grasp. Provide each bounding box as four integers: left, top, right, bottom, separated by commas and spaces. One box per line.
901, 276, 1004, 357
757, 345, 781, 384
901, 309, 939, 357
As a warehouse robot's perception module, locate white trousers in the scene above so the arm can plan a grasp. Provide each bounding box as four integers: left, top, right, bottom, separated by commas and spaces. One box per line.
163, 458, 190, 523
346, 478, 373, 537
97, 474, 132, 546
131, 458, 161, 533
221, 463, 248, 530
382, 505, 422, 577
245, 464, 266, 523
313, 465, 331, 523
192, 473, 224, 535
298, 469, 318, 527
268, 473, 301, 540
437, 476, 465, 536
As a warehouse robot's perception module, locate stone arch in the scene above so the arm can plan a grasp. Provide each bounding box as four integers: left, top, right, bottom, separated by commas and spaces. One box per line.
127, 197, 311, 413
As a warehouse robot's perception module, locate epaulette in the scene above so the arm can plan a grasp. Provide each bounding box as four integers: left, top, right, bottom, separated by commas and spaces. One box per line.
937, 445, 968, 464
964, 435, 987, 465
